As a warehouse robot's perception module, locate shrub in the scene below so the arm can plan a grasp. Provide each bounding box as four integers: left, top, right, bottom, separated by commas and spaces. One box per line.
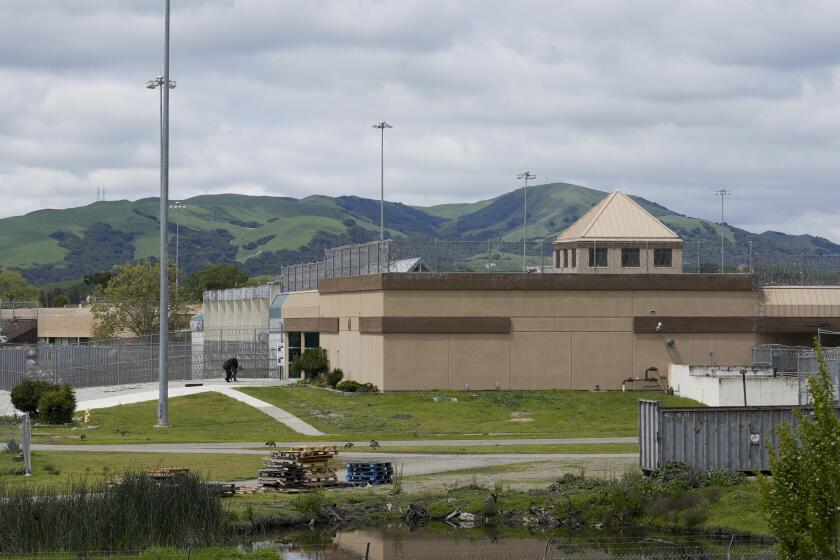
10, 379, 58, 415
335, 380, 379, 393
325, 368, 344, 388
290, 348, 329, 381
336, 380, 362, 392
37, 385, 77, 425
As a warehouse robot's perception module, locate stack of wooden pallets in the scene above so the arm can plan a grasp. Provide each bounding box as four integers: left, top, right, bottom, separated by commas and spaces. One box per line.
346, 462, 394, 485
144, 467, 190, 480
258, 445, 339, 489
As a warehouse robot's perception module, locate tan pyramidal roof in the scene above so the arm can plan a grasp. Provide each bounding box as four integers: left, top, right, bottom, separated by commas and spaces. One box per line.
556, 190, 681, 241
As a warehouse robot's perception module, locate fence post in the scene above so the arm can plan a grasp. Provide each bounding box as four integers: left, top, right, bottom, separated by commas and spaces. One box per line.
23, 413, 31, 476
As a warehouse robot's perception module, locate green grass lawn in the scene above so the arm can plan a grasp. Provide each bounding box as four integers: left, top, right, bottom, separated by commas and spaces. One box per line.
32, 392, 300, 445
0, 450, 264, 485
238, 386, 697, 440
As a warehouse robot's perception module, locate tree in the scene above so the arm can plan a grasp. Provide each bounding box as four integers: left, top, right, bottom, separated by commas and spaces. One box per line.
0, 270, 39, 302
760, 340, 840, 559
84, 271, 114, 289
185, 263, 248, 302
91, 260, 190, 339
52, 294, 70, 308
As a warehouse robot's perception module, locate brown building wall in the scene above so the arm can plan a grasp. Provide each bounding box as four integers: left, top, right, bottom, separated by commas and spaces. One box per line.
281, 275, 835, 390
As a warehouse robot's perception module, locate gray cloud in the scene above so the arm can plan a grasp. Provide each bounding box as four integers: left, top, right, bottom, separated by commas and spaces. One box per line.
1, 0, 840, 240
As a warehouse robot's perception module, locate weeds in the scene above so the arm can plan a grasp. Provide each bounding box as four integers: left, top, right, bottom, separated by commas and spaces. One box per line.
290, 489, 327, 520
0, 471, 228, 554
391, 464, 404, 495
467, 472, 482, 490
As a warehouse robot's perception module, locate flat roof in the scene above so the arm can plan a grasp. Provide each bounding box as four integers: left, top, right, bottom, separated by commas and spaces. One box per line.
318, 272, 754, 293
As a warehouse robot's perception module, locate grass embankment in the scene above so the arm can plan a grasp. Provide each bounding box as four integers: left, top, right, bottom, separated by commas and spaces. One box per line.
31, 386, 695, 446
224, 475, 770, 537
240, 386, 697, 439
32, 392, 300, 445
2, 549, 283, 559
0, 450, 264, 484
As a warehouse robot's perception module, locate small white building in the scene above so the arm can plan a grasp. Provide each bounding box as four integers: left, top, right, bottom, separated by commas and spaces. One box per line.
669, 364, 800, 406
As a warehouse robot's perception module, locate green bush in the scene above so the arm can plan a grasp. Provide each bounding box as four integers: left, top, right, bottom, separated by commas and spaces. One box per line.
37, 385, 77, 425
290, 348, 329, 381
325, 368, 344, 388
335, 380, 379, 393
335, 380, 361, 392
10, 379, 58, 415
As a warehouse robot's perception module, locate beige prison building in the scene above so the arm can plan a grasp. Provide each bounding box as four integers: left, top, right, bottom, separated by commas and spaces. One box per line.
201, 190, 840, 391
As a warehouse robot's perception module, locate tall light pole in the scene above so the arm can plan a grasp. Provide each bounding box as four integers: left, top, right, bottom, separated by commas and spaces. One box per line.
372, 121, 392, 241
518, 171, 536, 271
147, 0, 173, 428
714, 188, 731, 273
169, 201, 185, 300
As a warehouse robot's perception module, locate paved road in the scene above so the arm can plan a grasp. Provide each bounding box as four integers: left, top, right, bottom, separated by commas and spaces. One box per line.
30, 437, 635, 454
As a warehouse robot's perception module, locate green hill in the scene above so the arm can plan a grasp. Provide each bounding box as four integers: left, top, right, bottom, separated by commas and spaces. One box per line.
2, 183, 838, 286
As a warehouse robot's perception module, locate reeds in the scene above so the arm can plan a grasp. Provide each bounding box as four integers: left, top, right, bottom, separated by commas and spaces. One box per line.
0, 472, 228, 554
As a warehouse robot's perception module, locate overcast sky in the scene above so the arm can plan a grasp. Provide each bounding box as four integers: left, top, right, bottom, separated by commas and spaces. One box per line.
2, 1, 840, 240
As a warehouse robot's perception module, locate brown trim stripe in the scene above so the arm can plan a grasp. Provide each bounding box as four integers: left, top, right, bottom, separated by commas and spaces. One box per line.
318, 273, 753, 294
634, 316, 840, 334
359, 316, 511, 334
284, 317, 339, 333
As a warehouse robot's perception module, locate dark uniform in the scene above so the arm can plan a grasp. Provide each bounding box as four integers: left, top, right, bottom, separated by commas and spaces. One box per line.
223, 357, 239, 382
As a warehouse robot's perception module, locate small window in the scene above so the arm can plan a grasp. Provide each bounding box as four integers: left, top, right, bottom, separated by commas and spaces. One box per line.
288, 332, 301, 348
563, 249, 569, 268
654, 248, 673, 267
571, 249, 577, 268
304, 332, 320, 348
588, 247, 608, 268
288, 332, 303, 378
621, 248, 640, 268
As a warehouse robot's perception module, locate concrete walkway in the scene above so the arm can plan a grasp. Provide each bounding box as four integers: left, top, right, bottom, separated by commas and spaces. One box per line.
213, 387, 324, 436
2, 378, 324, 437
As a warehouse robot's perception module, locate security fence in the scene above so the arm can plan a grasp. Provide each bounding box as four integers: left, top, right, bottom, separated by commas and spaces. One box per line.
0, 329, 280, 391
277, 239, 840, 293
753, 344, 840, 404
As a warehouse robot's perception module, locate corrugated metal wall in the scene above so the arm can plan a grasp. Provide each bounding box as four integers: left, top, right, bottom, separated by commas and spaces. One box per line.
639, 400, 840, 472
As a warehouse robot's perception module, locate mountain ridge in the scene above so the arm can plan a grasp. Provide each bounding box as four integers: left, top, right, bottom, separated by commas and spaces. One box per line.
2, 182, 838, 285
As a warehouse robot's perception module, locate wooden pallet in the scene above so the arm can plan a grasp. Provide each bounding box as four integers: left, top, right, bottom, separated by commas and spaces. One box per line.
144, 468, 190, 479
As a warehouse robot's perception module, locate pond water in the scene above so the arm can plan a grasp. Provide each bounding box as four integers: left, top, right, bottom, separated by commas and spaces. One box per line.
245, 525, 775, 560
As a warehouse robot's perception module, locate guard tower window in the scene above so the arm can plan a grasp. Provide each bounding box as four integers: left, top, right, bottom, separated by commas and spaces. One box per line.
621, 248, 640, 268
588, 247, 608, 268
571, 249, 577, 267
654, 248, 673, 267
563, 249, 569, 268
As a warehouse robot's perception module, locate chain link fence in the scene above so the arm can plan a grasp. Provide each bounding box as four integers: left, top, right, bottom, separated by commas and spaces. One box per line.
0, 329, 280, 391
753, 343, 840, 404
278, 239, 840, 293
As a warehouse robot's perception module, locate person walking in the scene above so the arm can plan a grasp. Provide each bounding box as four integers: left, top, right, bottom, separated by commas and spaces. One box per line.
223, 356, 239, 382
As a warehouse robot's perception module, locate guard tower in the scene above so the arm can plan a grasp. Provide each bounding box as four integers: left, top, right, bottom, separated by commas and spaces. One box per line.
553, 190, 683, 274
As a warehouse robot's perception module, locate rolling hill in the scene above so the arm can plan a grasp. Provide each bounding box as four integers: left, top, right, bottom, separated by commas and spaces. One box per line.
2, 182, 838, 286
